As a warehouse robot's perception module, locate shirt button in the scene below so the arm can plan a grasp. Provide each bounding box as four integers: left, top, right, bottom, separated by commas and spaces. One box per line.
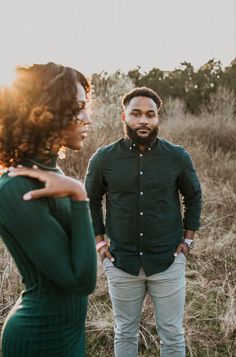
140, 233, 144, 236
140, 171, 143, 175
129, 147, 132, 150
140, 252, 143, 256
148, 148, 151, 151
140, 192, 143, 195
140, 212, 144, 215
140, 153, 143, 157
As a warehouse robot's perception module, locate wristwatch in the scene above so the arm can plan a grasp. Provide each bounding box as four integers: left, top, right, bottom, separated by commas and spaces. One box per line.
183, 238, 194, 249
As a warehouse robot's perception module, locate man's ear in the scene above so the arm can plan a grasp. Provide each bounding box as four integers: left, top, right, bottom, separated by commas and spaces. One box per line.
121, 111, 126, 122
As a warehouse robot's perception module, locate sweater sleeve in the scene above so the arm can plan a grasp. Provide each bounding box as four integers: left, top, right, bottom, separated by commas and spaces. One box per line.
85, 148, 107, 236
178, 149, 202, 231
0, 176, 97, 294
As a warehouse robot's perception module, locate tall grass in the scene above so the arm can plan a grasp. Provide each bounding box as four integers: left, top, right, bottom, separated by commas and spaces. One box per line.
0, 83, 235, 356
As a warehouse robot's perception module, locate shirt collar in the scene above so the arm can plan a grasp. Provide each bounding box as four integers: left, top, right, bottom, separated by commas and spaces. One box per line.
123, 137, 158, 152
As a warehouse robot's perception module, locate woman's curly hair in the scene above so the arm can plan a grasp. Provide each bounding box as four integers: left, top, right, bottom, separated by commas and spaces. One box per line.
0, 62, 90, 168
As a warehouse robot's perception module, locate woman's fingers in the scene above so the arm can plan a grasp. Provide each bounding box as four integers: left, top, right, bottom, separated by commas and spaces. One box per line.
23, 188, 50, 200
8, 166, 87, 201
9, 168, 60, 200
8, 167, 50, 182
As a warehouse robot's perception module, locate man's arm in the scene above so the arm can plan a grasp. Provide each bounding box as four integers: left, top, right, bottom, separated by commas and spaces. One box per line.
85, 149, 115, 262
175, 149, 202, 256
184, 229, 195, 240
85, 148, 106, 236
178, 149, 202, 231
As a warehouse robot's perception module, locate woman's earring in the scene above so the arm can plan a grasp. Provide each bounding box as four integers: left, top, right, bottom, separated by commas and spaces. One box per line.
58, 146, 66, 160
45, 144, 51, 155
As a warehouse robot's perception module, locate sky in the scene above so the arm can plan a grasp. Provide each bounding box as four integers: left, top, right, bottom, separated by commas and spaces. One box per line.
0, 0, 235, 84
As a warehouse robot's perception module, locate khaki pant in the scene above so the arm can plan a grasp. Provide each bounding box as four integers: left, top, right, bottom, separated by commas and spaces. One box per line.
103, 253, 186, 357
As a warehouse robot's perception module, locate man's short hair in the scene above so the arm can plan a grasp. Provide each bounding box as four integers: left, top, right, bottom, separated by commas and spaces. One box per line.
122, 87, 162, 112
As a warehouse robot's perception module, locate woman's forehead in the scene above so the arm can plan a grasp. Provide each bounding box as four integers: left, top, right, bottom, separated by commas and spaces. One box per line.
76, 83, 86, 103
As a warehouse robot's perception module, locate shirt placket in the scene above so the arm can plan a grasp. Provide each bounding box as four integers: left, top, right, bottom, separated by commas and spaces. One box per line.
138, 151, 146, 257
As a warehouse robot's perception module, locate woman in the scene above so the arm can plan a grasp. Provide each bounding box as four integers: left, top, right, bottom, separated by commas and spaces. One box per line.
0, 62, 97, 356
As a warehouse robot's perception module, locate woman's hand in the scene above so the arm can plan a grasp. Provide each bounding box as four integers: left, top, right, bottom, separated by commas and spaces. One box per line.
8, 166, 88, 201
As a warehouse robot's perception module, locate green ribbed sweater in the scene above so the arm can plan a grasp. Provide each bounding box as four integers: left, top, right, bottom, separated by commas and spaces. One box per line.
0, 171, 97, 357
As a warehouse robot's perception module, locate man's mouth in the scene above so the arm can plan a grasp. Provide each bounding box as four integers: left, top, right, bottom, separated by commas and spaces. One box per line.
136, 127, 150, 134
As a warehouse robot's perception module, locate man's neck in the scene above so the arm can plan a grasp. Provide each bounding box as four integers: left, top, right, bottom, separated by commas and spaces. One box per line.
138, 144, 146, 152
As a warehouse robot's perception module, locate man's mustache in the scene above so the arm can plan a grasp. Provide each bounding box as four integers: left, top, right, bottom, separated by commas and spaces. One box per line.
135, 126, 151, 132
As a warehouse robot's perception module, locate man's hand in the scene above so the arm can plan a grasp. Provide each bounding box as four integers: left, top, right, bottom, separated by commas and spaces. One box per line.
174, 242, 190, 257
97, 245, 115, 262
174, 230, 195, 257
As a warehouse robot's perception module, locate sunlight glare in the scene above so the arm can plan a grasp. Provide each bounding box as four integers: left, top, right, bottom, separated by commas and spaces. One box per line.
0, 66, 16, 87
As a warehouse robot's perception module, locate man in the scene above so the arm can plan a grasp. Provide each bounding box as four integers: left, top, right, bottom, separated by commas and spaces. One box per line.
85, 87, 202, 357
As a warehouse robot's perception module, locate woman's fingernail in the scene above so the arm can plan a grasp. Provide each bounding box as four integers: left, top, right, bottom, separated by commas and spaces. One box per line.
33, 165, 38, 169
23, 193, 32, 201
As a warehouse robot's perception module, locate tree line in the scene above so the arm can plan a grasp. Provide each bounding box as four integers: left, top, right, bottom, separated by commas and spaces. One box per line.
92, 58, 236, 114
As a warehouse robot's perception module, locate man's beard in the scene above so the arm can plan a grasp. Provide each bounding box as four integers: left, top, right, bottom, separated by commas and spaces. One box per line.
124, 123, 159, 146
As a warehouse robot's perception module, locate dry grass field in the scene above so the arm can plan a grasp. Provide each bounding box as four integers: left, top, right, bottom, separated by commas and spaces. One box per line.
0, 84, 235, 356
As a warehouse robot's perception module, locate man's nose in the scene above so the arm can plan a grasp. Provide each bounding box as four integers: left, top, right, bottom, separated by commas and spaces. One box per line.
139, 114, 148, 124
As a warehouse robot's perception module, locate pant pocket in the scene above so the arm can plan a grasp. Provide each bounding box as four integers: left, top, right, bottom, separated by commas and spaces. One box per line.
103, 257, 114, 271
180, 252, 187, 261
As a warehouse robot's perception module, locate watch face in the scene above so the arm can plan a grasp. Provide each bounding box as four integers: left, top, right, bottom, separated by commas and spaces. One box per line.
184, 239, 194, 249
189, 241, 194, 248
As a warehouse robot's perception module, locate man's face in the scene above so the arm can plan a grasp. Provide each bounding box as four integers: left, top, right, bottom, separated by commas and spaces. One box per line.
122, 96, 159, 145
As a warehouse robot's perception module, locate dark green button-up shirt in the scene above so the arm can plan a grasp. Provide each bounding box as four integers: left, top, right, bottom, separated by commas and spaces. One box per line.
85, 137, 202, 276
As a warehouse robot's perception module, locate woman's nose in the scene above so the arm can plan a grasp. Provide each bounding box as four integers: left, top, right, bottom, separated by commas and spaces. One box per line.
77, 110, 91, 124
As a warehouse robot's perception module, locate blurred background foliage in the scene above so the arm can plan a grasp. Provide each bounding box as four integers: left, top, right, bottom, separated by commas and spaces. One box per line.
1, 58, 236, 356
